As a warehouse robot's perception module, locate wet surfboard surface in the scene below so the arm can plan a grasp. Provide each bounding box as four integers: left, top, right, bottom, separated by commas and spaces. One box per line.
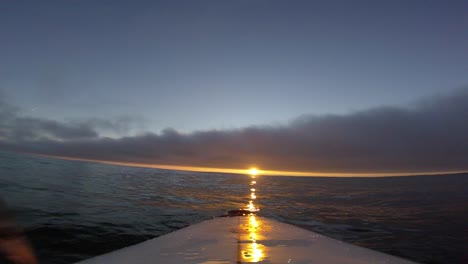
75, 215, 417, 264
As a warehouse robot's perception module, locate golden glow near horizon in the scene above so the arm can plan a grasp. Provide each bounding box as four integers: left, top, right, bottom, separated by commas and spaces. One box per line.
40, 154, 467, 177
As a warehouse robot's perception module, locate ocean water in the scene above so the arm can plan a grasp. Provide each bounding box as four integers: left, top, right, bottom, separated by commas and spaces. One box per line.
0, 151, 467, 264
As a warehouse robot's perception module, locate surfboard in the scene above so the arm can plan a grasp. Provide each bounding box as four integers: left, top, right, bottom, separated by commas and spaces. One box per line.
75, 213, 417, 264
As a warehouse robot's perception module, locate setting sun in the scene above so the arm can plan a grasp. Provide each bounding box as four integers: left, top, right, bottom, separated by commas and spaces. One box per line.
249, 168, 259, 175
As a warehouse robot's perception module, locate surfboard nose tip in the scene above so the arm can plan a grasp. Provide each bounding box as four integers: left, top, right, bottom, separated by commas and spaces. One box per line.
219, 209, 256, 217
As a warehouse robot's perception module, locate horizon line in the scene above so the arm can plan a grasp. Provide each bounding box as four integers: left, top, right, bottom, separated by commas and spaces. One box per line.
30, 153, 467, 177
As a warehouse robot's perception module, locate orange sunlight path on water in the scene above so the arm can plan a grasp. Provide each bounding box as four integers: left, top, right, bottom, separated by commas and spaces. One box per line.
33, 154, 467, 177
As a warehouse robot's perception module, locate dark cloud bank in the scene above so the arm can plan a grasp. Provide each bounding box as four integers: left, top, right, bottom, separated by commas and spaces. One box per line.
1, 89, 468, 174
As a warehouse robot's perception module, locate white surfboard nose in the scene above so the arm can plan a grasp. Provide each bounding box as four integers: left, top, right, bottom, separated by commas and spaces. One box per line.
75, 216, 417, 264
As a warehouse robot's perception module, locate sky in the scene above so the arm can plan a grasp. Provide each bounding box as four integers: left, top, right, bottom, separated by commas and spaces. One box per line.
1, 0, 468, 175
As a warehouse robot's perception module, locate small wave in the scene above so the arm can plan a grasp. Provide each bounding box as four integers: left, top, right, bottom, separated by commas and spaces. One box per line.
332, 195, 352, 200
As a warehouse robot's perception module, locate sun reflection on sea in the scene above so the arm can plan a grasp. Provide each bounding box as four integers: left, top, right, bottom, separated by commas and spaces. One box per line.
241, 168, 264, 262
245, 168, 260, 212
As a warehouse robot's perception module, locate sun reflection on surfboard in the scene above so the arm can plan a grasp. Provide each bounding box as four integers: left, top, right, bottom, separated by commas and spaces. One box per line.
241, 213, 265, 262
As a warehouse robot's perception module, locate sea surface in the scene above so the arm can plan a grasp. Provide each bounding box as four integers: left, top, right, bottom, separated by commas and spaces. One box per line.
0, 151, 467, 264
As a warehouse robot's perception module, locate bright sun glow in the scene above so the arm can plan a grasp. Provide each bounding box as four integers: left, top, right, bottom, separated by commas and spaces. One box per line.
249, 168, 259, 175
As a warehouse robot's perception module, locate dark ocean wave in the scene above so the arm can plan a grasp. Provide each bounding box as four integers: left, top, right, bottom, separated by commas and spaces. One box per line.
0, 151, 467, 264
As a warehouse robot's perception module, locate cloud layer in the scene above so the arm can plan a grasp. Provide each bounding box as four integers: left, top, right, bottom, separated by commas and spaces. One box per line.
1, 88, 468, 174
